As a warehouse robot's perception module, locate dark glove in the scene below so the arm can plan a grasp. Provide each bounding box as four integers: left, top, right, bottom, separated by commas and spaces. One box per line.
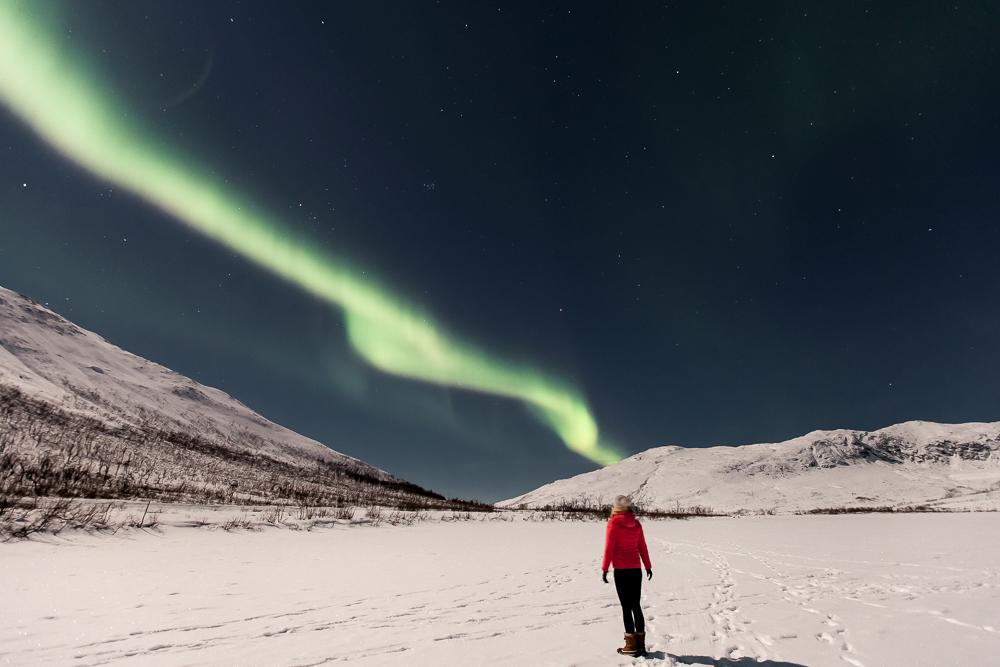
646, 569, 653, 581
602, 570, 609, 584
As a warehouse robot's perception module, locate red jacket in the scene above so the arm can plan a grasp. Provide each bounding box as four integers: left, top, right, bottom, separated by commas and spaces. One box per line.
601, 511, 652, 571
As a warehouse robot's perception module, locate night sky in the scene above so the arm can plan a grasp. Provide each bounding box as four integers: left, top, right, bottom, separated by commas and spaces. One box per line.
2, 1, 999, 501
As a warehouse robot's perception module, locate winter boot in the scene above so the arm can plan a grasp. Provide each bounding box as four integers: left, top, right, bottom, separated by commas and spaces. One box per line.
634, 632, 646, 656
616, 632, 638, 656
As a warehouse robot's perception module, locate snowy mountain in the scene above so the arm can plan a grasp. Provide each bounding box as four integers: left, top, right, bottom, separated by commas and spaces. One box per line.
500, 422, 1000, 513
0, 286, 441, 505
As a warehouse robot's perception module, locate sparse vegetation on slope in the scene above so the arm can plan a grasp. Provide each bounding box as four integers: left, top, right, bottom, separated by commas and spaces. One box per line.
0, 384, 491, 516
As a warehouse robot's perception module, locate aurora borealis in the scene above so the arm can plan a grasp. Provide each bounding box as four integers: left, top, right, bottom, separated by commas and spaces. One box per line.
2, 2, 999, 500
0, 1, 619, 466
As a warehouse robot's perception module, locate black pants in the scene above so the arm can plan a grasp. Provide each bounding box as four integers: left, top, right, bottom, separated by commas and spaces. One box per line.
613, 568, 645, 634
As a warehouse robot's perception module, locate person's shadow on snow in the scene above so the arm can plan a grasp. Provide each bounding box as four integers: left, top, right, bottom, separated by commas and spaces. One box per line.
656, 655, 809, 667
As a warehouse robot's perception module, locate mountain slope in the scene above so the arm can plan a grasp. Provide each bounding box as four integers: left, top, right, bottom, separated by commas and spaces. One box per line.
0, 286, 441, 505
500, 422, 1000, 513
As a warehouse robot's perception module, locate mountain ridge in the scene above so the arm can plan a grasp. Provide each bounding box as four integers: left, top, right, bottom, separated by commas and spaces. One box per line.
500, 420, 1000, 513
0, 285, 448, 505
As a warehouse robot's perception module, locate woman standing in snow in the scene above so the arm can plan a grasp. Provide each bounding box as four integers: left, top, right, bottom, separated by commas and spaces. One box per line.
602, 495, 652, 657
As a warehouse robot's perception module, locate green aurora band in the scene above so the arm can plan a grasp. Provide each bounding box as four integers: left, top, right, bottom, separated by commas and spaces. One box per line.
0, 2, 622, 466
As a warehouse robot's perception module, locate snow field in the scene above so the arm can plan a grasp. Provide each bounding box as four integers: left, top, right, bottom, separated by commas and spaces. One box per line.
1, 513, 998, 666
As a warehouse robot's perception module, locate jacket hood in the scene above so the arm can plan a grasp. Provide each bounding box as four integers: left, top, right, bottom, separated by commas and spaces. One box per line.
610, 511, 638, 528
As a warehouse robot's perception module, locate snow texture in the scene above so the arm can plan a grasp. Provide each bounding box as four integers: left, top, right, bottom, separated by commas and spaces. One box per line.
501, 422, 1000, 513
0, 285, 382, 475
2, 513, 998, 666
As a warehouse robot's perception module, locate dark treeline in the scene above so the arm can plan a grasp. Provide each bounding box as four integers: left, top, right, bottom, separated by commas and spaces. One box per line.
504, 497, 724, 520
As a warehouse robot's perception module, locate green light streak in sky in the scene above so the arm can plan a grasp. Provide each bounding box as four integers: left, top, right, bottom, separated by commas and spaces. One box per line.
0, 1, 622, 466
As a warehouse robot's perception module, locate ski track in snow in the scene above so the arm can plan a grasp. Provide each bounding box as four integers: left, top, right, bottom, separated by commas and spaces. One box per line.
2, 514, 999, 666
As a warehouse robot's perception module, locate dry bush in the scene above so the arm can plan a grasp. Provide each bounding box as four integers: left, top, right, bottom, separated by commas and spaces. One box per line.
0, 498, 125, 540
221, 514, 257, 531
261, 505, 285, 525
801, 505, 943, 515
384, 509, 426, 526
365, 505, 383, 526
334, 505, 355, 521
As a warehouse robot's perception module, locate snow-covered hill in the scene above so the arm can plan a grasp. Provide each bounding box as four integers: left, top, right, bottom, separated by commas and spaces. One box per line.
501, 422, 1000, 513
0, 286, 439, 504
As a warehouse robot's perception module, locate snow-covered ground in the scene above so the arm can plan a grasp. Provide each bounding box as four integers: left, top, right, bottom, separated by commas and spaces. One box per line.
2, 513, 998, 666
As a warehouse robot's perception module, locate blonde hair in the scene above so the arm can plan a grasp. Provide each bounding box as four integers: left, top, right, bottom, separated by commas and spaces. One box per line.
611, 495, 633, 515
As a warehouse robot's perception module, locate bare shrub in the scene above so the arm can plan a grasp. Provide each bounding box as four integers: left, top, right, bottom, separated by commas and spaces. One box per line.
1, 497, 75, 540
221, 514, 256, 531
261, 505, 285, 525
297, 504, 322, 520
68, 501, 114, 530
801, 505, 943, 515
334, 505, 355, 521
385, 510, 423, 526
